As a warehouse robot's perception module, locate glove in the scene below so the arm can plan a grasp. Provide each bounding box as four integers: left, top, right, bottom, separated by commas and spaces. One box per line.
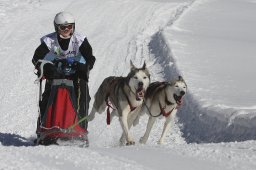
77, 63, 88, 72
74, 63, 89, 81
70, 61, 79, 71
43, 63, 63, 79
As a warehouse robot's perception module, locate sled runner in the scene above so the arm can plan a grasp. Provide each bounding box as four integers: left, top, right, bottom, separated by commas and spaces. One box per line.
35, 58, 89, 146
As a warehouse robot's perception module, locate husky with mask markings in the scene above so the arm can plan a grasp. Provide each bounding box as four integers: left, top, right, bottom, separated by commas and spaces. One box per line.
87, 61, 150, 145
138, 76, 187, 144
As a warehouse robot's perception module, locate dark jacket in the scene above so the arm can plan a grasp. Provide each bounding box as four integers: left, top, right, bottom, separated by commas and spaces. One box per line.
32, 34, 96, 81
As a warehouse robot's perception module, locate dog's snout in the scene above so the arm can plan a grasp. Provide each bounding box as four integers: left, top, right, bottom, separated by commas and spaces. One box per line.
180, 91, 185, 96
138, 82, 143, 87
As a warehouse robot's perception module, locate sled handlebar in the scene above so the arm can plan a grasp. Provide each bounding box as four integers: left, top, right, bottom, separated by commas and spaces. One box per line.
34, 60, 54, 84
34, 58, 83, 84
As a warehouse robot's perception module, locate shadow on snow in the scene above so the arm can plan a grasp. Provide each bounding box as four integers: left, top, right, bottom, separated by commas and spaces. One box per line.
0, 132, 34, 147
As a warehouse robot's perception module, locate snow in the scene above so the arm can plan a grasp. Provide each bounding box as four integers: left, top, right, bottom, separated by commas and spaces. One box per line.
0, 0, 256, 170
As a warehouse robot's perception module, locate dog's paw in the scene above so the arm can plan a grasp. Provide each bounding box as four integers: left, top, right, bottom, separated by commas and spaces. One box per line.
139, 137, 147, 144
157, 140, 164, 145
126, 141, 135, 145
119, 136, 126, 145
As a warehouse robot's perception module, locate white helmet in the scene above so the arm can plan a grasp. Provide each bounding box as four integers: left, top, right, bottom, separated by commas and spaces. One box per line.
54, 12, 75, 33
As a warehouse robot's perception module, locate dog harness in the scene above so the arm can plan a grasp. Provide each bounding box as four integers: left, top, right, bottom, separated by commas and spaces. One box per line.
145, 82, 182, 117
105, 95, 137, 125
159, 102, 176, 117
105, 78, 137, 125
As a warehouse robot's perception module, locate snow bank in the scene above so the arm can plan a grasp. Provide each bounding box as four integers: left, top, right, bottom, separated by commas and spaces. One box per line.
161, 0, 256, 143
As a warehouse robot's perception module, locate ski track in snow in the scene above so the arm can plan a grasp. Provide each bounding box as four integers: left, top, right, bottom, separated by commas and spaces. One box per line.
0, 0, 256, 170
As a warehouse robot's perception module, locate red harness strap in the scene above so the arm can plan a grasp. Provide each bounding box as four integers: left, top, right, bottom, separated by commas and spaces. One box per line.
126, 96, 137, 112
159, 103, 176, 117
106, 100, 115, 125
105, 99, 136, 125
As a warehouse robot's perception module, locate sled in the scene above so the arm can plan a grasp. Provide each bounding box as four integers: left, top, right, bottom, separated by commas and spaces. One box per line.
34, 59, 89, 146
35, 79, 88, 146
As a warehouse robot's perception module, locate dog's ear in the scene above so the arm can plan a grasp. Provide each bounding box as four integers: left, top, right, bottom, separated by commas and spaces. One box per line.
178, 76, 184, 81
130, 60, 136, 70
169, 80, 175, 86
142, 61, 146, 70
178, 76, 187, 86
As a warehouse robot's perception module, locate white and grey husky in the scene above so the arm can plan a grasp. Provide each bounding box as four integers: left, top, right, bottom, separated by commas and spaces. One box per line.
87, 61, 150, 145
138, 76, 187, 144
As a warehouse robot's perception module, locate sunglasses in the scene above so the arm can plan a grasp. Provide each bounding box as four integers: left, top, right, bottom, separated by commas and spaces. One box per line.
58, 24, 73, 31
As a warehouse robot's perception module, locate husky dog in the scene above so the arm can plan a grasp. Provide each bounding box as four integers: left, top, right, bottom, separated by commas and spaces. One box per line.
87, 61, 150, 145
139, 76, 187, 144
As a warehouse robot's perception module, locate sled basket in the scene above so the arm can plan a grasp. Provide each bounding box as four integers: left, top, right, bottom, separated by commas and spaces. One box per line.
36, 79, 88, 145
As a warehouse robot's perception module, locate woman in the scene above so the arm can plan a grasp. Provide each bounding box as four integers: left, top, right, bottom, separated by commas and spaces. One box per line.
32, 12, 95, 135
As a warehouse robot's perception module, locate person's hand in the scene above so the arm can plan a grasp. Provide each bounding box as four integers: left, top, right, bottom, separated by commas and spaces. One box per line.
76, 63, 88, 72
43, 63, 63, 79
71, 61, 79, 71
